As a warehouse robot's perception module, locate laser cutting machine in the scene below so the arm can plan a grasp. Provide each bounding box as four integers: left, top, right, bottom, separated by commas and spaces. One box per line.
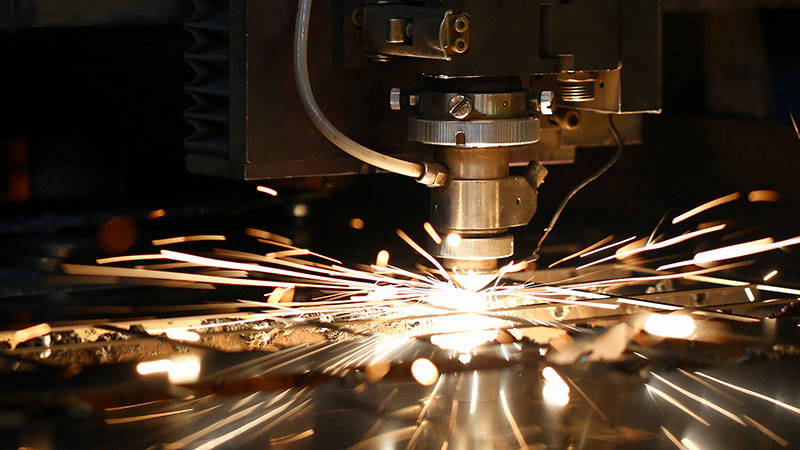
185, 0, 662, 270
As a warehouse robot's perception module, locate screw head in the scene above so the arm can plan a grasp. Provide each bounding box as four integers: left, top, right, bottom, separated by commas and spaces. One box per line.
389, 87, 402, 111
539, 91, 554, 115
448, 94, 473, 120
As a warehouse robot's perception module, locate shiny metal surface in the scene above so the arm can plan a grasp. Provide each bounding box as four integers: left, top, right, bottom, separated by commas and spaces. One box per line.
434, 233, 514, 260
408, 117, 539, 147
430, 176, 537, 233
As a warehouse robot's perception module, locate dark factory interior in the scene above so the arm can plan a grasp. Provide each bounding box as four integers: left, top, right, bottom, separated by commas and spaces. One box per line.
2, 1, 800, 449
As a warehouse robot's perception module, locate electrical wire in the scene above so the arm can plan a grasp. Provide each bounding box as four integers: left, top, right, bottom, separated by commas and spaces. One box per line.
530, 114, 624, 261
294, 0, 427, 180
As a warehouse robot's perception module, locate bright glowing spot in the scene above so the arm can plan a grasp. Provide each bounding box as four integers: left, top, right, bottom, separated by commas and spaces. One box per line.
165, 330, 201, 342
672, 192, 740, 224
681, 438, 704, 450
147, 209, 166, 219
428, 287, 503, 354
256, 185, 278, 196
748, 190, 779, 202
376, 250, 390, 267
644, 314, 696, 339
137, 359, 172, 375
423, 222, 442, 244
292, 203, 309, 217
744, 287, 755, 302
152, 235, 226, 246
763, 269, 778, 281
445, 233, 462, 246
457, 353, 472, 364
452, 270, 496, 291
13, 323, 51, 344
542, 366, 570, 406
411, 358, 438, 386
349, 218, 365, 230
168, 355, 201, 384
692, 236, 800, 265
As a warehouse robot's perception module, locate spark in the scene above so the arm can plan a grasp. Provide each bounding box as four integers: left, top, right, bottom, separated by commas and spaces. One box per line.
790, 108, 799, 140
693, 235, 800, 265
396, 229, 453, 282
549, 234, 614, 268
644, 314, 695, 339
375, 250, 390, 267
650, 373, 746, 425
748, 190, 780, 202
695, 372, 800, 415
137, 359, 173, 375
245, 228, 293, 245
763, 269, 778, 281
148, 209, 166, 219
579, 235, 637, 258
152, 235, 227, 246
349, 218, 365, 230
169, 354, 202, 384
681, 438, 704, 450
744, 415, 789, 447
744, 287, 755, 302
165, 330, 202, 342
96, 254, 163, 264
105, 409, 193, 424
194, 399, 309, 450
499, 389, 528, 449
12, 323, 51, 345
256, 185, 278, 196
672, 192, 740, 224
645, 384, 710, 426
661, 426, 688, 450
542, 366, 570, 406
423, 222, 442, 244
411, 358, 439, 386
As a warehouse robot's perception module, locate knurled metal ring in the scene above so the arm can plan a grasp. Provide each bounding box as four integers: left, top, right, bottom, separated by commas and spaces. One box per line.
431, 234, 514, 260
408, 117, 539, 147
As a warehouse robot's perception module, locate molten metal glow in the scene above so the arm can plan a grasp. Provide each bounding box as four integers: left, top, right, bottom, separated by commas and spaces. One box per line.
763, 269, 778, 281
165, 330, 201, 342
748, 190, 780, 202
375, 250, 390, 267
644, 314, 695, 339
147, 209, 166, 219
542, 366, 570, 406
13, 323, 51, 344
744, 287, 755, 302
168, 355, 202, 384
411, 358, 438, 386
428, 286, 503, 354
445, 233, 461, 246
136, 359, 172, 375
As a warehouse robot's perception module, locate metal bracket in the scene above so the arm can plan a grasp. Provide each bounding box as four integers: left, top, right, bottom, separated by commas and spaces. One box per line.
362, 5, 470, 61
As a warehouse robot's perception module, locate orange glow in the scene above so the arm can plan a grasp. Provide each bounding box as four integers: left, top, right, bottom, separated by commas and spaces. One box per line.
245, 228, 293, 245
748, 190, 780, 202
411, 358, 438, 386
98, 216, 138, 254
152, 235, 226, 246
256, 185, 278, 196
165, 330, 201, 342
349, 218, 365, 230
13, 323, 51, 344
423, 222, 442, 244
694, 236, 800, 263
542, 367, 570, 406
136, 359, 172, 375
445, 233, 462, 246
763, 269, 778, 281
147, 209, 166, 219
97, 254, 163, 265
376, 250, 390, 267
672, 193, 740, 224
644, 314, 695, 338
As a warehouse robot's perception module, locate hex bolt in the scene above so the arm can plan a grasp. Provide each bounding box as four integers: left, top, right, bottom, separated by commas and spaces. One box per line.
448, 94, 473, 120
539, 91, 554, 115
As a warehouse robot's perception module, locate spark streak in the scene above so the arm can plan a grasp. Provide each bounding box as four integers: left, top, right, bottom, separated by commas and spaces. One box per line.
672, 192, 740, 224
695, 372, 800, 415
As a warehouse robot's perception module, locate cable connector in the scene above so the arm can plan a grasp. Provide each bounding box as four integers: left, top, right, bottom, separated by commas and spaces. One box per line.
416, 162, 449, 188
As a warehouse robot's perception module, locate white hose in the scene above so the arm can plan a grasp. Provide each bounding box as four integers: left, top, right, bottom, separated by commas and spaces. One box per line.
294, 0, 428, 180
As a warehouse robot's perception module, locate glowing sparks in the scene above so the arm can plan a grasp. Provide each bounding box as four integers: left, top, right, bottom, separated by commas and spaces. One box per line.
579, 235, 637, 258
549, 235, 614, 268
646, 384, 710, 426
147, 208, 166, 219
542, 366, 570, 406
136, 359, 172, 375
411, 358, 438, 386
423, 222, 442, 244
695, 236, 800, 263
256, 185, 278, 196
96, 254, 163, 265
165, 330, 201, 342
748, 190, 780, 202
650, 373, 745, 426
744, 287, 755, 302
681, 438, 704, 450
644, 314, 695, 339
763, 269, 778, 281
672, 192, 740, 224
349, 218, 365, 230
469, 371, 479, 415
375, 250, 390, 267
695, 372, 800, 415
152, 235, 226, 246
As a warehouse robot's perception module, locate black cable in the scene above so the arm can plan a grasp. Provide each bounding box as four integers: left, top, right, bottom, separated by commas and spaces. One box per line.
529, 114, 624, 261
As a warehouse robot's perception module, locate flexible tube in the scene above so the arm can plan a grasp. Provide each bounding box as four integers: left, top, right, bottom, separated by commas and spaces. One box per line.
294, 0, 426, 179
